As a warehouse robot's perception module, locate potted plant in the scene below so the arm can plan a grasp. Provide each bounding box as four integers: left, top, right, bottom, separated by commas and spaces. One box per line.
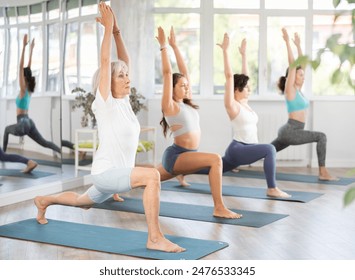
72, 86, 146, 128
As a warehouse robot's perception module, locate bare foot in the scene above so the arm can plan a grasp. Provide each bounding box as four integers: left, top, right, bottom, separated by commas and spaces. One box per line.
34, 196, 48, 224
176, 175, 190, 187
147, 236, 185, 253
22, 160, 38, 173
213, 207, 242, 219
319, 167, 339, 181
113, 194, 124, 202
267, 187, 291, 198
319, 175, 339, 181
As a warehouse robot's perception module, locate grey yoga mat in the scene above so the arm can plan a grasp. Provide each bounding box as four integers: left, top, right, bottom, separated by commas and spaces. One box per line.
0, 218, 228, 260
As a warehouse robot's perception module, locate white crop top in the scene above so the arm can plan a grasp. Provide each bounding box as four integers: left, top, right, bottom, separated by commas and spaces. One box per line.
91, 91, 140, 175
164, 102, 200, 137
231, 104, 259, 144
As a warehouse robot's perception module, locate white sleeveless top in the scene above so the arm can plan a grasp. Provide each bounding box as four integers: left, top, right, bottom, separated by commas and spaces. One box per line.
91, 91, 140, 175
231, 104, 259, 144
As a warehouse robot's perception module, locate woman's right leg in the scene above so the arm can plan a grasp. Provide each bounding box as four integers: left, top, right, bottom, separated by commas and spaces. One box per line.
130, 167, 184, 252
173, 152, 242, 219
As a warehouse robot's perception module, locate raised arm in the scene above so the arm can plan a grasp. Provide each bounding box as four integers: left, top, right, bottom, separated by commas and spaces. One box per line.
168, 26, 192, 99
27, 38, 35, 69
156, 27, 175, 114
282, 28, 296, 99
217, 33, 239, 120
110, 6, 129, 69
238, 38, 248, 76
96, 1, 114, 101
19, 34, 28, 95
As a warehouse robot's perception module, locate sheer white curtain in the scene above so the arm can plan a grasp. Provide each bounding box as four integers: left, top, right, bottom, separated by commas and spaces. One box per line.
111, 0, 155, 100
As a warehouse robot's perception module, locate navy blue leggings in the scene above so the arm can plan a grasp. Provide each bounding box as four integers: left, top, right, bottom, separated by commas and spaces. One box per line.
3, 114, 61, 153
196, 140, 277, 188
0, 147, 29, 164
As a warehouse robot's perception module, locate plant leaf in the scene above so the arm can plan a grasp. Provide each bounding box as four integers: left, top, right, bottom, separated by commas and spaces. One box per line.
333, 0, 341, 8
331, 68, 344, 84
344, 187, 355, 207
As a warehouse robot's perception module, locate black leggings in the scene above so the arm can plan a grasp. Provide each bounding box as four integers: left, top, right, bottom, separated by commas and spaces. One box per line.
0, 147, 29, 164
3, 114, 61, 153
271, 119, 327, 166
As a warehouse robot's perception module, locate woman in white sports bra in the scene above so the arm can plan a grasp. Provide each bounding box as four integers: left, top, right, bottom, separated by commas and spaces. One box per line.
156, 26, 241, 219
271, 28, 337, 181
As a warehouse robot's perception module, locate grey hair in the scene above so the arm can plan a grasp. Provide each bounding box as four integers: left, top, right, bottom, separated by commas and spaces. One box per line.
91, 60, 129, 95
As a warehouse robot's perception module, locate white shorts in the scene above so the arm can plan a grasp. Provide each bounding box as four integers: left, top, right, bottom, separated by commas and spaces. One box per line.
85, 167, 133, 203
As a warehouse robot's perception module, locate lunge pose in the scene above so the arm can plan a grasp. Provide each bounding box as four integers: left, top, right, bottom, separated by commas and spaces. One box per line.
271, 28, 337, 181
35, 2, 184, 253
179, 34, 290, 198
3, 34, 61, 154
155, 26, 241, 219
216, 34, 290, 197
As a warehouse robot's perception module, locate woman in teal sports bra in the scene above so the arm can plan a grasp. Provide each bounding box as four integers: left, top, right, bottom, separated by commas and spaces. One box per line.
155, 26, 241, 219
271, 28, 337, 181
3, 34, 61, 155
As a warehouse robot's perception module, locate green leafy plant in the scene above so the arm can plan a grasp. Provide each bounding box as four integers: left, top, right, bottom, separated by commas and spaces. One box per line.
129, 87, 147, 115
291, 0, 354, 91
71, 87, 96, 128
71, 87, 146, 128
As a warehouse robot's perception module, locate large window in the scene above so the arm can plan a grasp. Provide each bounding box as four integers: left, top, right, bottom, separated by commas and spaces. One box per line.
154, 0, 354, 97
47, 23, 60, 92
1, 0, 103, 97
266, 17, 305, 95
214, 14, 259, 95
154, 13, 200, 94
312, 14, 354, 96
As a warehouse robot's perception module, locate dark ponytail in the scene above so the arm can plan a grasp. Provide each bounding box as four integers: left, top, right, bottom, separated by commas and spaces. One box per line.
278, 66, 302, 94
24, 67, 36, 92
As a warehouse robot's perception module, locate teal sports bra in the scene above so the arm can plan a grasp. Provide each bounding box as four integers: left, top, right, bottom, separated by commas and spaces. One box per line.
16, 89, 31, 110
286, 90, 309, 113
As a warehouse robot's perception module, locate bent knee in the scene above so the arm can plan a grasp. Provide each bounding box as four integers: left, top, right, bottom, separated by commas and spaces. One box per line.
266, 144, 276, 156
146, 168, 161, 184
319, 132, 327, 143
209, 153, 222, 167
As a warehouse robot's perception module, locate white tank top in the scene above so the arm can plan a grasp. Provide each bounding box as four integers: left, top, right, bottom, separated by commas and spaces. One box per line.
91, 92, 140, 175
231, 104, 259, 144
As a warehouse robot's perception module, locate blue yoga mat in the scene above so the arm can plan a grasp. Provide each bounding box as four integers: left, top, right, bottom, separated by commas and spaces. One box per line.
224, 170, 355, 186
32, 158, 92, 167
0, 169, 55, 179
93, 197, 288, 228
162, 181, 323, 203
0, 218, 228, 260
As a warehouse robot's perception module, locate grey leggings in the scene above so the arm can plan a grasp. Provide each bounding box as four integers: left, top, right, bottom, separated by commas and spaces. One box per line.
271, 119, 327, 166
3, 114, 61, 153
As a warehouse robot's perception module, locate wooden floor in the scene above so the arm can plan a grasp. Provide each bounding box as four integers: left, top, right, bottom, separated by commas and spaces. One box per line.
0, 166, 355, 260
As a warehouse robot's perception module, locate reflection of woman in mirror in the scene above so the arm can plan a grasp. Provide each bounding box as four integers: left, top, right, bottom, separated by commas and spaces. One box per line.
2, 34, 61, 155
0, 146, 38, 173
